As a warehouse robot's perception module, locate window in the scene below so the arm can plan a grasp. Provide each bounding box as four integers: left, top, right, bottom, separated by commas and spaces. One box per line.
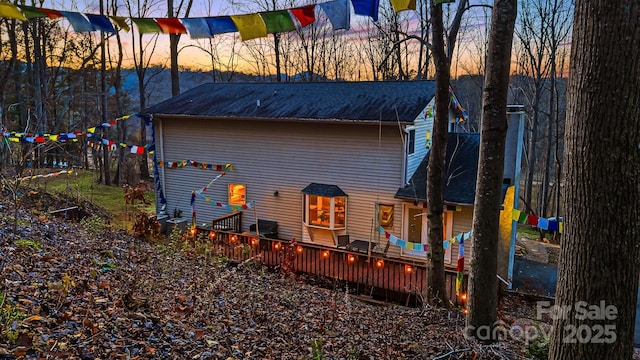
228, 184, 246, 205
302, 183, 347, 230
407, 129, 416, 155
404, 206, 452, 259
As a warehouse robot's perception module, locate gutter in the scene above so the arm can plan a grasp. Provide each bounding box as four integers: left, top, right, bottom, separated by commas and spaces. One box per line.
147, 113, 413, 126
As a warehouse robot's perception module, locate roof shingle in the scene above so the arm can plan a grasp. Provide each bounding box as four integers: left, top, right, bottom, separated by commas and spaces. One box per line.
395, 133, 480, 205
143, 81, 436, 123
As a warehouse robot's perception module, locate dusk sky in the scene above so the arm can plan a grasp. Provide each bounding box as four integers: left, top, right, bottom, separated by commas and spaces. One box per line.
37, 0, 494, 76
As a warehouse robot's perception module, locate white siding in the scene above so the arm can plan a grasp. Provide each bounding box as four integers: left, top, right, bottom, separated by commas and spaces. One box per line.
156, 117, 406, 247
405, 99, 434, 182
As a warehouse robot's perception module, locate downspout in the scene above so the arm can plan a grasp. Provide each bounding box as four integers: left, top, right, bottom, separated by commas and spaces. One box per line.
507, 105, 525, 288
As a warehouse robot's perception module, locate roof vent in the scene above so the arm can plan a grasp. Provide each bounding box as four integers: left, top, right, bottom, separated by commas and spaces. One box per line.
256, 100, 261, 107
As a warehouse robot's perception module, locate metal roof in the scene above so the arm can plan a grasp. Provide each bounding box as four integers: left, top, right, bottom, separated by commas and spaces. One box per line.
142, 81, 437, 123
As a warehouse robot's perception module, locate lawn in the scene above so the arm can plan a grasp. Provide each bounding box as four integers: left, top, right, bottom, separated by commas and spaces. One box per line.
22, 169, 155, 231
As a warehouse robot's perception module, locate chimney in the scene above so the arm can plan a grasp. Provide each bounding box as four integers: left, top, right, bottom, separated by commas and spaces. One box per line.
504, 105, 525, 186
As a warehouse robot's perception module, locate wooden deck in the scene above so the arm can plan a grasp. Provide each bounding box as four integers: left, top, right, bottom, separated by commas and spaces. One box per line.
196, 227, 467, 307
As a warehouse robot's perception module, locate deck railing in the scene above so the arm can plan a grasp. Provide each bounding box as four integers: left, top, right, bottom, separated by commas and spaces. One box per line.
211, 212, 242, 233
196, 229, 467, 307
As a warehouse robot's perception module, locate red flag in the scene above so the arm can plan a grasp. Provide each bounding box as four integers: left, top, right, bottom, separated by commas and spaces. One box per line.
155, 18, 187, 34
38, 8, 64, 19
290, 5, 315, 27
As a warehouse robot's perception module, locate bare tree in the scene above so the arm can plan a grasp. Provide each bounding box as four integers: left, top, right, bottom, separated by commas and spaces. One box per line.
427, 0, 452, 307
125, 0, 163, 180
513, 0, 572, 216
548, 0, 640, 357
466, 0, 517, 342
168, 0, 193, 94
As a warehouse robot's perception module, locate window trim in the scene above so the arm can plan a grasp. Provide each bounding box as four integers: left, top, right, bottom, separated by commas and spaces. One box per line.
407, 129, 416, 155
303, 194, 347, 230
228, 183, 246, 206
401, 204, 453, 259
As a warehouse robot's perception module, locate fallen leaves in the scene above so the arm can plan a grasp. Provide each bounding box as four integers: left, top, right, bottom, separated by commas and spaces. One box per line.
0, 194, 558, 360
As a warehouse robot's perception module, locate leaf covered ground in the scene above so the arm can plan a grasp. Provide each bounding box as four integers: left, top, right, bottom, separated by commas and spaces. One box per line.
0, 191, 552, 360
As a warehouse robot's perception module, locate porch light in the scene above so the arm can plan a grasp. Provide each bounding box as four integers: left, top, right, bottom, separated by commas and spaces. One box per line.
250, 237, 258, 247
404, 264, 413, 273
296, 245, 303, 254
347, 254, 356, 264
209, 231, 216, 240
375, 259, 384, 269
274, 242, 282, 251
321, 250, 330, 259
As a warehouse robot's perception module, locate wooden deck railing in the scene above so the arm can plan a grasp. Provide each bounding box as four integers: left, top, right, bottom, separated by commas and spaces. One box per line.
211, 212, 242, 233
196, 229, 467, 307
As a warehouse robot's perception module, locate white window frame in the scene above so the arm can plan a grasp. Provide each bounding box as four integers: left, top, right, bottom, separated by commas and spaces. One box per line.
407, 129, 416, 155
401, 204, 453, 260
304, 194, 347, 230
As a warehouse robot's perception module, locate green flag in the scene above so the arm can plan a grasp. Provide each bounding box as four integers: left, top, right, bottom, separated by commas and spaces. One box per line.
132, 18, 161, 34
259, 10, 296, 34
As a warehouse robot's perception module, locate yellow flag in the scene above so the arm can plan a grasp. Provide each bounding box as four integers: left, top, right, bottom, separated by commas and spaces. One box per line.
230, 14, 267, 41
0, 3, 27, 21
406, 242, 414, 250
109, 16, 130, 32
389, 0, 416, 13
87, 127, 96, 133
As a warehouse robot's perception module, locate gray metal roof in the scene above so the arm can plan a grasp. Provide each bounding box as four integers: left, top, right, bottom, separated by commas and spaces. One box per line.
395, 133, 480, 205
142, 81, 436, 123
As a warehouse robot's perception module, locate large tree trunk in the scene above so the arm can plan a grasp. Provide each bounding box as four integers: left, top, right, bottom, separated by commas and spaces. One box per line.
426, 0, 450, 308
548, 0, 640, 358
466, 0, 517, 342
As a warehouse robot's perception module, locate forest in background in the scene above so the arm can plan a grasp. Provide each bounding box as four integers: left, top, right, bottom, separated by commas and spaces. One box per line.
0, 0, 572, 221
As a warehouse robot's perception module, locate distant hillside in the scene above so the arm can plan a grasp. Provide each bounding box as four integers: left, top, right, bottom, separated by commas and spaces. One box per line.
121, 68, 224, 110
121, 68, 332, 111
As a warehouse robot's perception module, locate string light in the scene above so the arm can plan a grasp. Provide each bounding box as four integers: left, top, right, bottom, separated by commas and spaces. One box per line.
321, 250, 330, 259
404, 264, 413, 273
347, 254, 356, 264
461, 293, 467, 302
189, 227, 197, 237
209, 230, 216, 240
230, 234, 237, 242
274, 242, 282, 251
296, 245, 303, 254
250, 237, 258, 247
375, 259, 384, 268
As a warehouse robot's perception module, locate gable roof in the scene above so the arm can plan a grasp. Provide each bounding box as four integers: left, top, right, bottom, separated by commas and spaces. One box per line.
395, 133, 480, 205
142, 81, 436, 123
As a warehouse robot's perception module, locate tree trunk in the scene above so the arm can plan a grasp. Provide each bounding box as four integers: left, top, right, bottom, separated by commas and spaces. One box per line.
548, 0, 640, 358
426, 0, 450, 308
466, 0, 517, 342
170, 33, 180, 95
274, 33, 282, 82
168, 0, 179, 96
100, 0, 110, 185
